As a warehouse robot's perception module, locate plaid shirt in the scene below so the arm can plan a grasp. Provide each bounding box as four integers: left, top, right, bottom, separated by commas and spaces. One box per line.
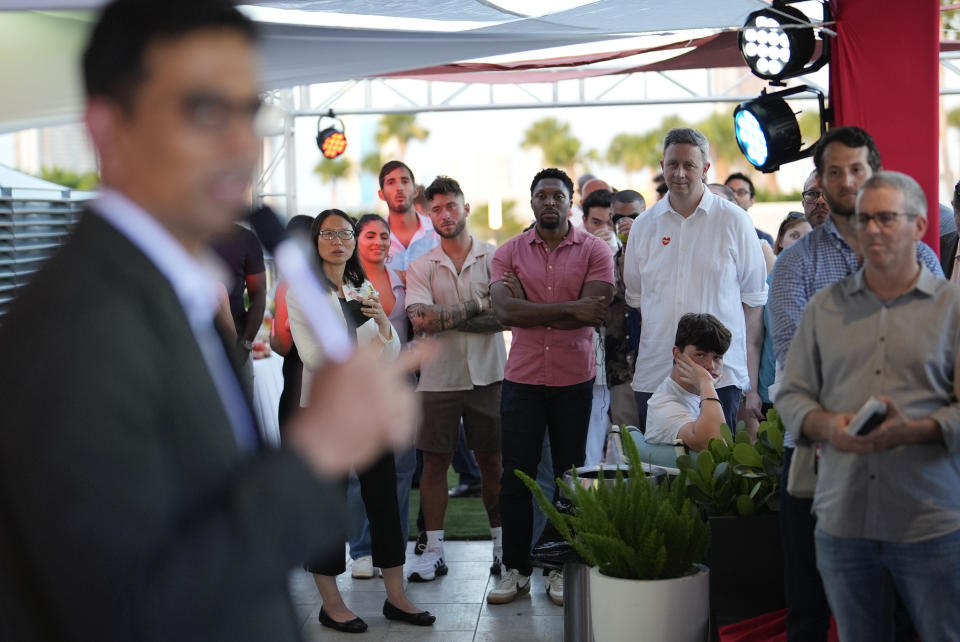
770, 217, 943, 368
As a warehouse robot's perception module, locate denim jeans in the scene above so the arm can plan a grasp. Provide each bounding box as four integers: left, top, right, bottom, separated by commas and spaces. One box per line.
499, 379, 593, 576
815, 527, 960, 642
780, 447, 830, 641
347, 445, 416, 559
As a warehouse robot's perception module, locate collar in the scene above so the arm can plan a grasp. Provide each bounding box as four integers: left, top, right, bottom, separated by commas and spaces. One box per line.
391, 212, 435, 246
524, 222, 582, 247
91, 188, 222, 330
427, 235, 488, 265
845, 261, 937, 297
657, 184, 711, 219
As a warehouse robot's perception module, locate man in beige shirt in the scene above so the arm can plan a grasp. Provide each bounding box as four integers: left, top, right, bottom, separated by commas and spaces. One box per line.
405, 176, 507, 582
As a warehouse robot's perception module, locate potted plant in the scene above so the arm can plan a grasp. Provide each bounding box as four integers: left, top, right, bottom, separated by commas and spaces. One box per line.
676, 408, 786, 626
517, 431, 711, 642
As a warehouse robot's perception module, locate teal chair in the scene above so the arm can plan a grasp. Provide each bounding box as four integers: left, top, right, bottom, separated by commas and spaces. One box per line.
628, 427, 698, 471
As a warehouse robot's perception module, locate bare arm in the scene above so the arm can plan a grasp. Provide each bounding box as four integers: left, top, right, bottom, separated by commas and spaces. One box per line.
407, 298, 488, 334
269, 282, 293, 356
675, 355, 725, 451
742, 302, 764, 427
241, 271, 267, 343
490, 278, 613, 329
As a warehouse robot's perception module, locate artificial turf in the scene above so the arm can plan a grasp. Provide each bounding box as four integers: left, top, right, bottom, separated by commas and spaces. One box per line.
407, 467, 491, 540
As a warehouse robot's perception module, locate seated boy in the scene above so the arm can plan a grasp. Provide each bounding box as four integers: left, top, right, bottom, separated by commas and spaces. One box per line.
645, 313, 732, 452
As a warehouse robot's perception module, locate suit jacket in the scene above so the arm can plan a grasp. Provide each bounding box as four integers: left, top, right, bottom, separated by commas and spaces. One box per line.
940, 231, 958, 280
0, 212, 343, 641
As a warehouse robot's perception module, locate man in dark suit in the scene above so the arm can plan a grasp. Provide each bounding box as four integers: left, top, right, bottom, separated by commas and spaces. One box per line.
0, 1, 418, 640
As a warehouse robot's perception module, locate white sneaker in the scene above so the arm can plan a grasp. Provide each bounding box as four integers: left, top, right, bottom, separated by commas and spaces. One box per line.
486, 568, 531, 604
546, 569, 563, 606
406, 547, 448, 582
490, 545, 504, 577
351, 555, 374, 579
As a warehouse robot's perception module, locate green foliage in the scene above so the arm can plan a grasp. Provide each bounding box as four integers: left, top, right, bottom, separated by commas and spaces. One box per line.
521, 117, 583, 170
677, 408, 785, 517
313, 156, 352, 183
39, 167, 99, 191
360, 151, 382, 176
515, 427, 709, 581
375, 114, 429, 159
467, 200, 530, 245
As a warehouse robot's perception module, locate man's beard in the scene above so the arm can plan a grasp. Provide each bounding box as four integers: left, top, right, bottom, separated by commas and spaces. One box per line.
437, 220, 467, 239
823, 192, 854, 218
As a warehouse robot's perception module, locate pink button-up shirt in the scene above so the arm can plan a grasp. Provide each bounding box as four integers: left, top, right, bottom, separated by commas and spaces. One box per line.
491, 225, 614, 387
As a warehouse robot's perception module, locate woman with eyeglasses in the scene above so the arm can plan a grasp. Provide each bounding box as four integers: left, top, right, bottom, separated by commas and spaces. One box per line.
287, 209, 435, 633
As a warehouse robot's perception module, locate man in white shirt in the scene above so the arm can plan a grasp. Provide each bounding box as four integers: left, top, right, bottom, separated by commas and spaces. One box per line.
624, 128, 767, 434
646, 313, 732, 451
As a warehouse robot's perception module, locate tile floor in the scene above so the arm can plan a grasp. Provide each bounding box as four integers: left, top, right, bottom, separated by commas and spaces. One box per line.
290, 540, 565, 641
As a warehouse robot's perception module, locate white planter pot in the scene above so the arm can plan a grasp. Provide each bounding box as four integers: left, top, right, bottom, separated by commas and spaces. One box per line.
589, 564, 710, 642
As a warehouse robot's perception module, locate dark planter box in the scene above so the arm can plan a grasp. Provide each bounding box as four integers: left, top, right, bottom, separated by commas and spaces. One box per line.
707, 512, 785, 621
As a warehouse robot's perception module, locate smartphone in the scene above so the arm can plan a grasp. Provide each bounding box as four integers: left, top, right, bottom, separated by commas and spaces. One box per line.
844, 396, 887, 436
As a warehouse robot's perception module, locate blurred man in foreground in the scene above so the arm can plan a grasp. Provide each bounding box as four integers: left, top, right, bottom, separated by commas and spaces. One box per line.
0, 2, 418, 640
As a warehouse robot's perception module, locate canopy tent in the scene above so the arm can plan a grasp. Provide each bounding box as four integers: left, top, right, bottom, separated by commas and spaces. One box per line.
0, 1, 767, 133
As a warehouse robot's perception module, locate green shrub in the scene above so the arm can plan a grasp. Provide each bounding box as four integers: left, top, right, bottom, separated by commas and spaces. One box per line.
676, 407, 785, 517
515, 429, 709, 580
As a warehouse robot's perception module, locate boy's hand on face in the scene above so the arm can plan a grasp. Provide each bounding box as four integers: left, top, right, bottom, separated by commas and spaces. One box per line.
675, 352, 716, 395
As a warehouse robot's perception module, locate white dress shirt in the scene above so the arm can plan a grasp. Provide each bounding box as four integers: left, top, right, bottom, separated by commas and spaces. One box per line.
623, 187, 768, 392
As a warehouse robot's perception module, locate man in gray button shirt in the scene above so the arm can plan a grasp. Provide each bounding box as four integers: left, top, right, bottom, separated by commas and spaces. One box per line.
777, 171, 960, 642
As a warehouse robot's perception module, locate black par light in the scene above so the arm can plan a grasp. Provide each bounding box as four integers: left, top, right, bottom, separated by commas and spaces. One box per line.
315, 110, 347, 159
739, 1, 831, 84
734, 85, 828, 173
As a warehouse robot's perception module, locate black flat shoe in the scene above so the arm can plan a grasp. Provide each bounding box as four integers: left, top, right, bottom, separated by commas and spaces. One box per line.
319, 608, 368, 633
382, 600, 436, 626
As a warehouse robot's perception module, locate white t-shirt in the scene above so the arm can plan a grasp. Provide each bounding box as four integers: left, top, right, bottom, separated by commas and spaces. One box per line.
645, 375, 700, 445
623, 187, 767, 392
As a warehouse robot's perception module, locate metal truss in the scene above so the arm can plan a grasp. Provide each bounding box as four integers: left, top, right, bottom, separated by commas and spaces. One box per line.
256, 52, 960, 215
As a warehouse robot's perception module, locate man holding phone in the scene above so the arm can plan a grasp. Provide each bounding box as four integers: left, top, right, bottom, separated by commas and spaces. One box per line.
776, 172, 960, 641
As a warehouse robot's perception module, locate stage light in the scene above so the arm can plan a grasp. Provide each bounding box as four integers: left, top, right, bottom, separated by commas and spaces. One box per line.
315, 110, 347, 159
739, 1, 831, 84
733, 85, 829, 173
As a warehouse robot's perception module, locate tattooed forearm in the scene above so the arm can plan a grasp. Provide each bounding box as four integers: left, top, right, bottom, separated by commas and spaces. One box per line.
407, 299, 480, 334
459, 309, 504, 333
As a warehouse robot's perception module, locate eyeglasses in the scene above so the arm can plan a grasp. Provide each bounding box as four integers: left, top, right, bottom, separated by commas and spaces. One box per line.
855, 211, 917, 228
801, 190, 823, 204
319, 229, 355, 241
180, 92, 262, 132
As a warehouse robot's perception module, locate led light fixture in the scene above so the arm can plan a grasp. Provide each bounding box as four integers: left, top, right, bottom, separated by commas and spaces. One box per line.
739, 1, 830, 84
315, 110, 347, 159
734, 85, 828, 173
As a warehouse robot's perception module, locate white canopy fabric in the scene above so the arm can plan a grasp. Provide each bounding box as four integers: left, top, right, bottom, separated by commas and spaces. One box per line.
0, 1, 762, 132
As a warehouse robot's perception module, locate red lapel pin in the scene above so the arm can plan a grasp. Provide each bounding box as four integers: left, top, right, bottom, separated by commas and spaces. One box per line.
661, 237, 671, 246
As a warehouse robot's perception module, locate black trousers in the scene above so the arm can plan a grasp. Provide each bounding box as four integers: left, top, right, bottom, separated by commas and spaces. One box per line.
305, 451, 405, 575
499, 379, 593, 576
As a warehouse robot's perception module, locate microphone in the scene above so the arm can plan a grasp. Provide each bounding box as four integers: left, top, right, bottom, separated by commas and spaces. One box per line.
248, 205, 353, 363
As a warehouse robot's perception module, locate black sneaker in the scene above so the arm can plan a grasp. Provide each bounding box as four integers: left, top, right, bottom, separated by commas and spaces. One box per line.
414, 530, 427, 556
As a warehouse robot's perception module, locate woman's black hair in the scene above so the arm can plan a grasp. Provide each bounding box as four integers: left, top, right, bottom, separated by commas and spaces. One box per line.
310, 209, 367, 289
356, 213, 390, 235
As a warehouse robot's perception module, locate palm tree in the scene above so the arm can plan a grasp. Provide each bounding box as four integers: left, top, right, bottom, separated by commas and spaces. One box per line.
521, 117, 583, 177
313, 157, 352, 208
606, 133, 649, 188
375, 114, 429, 160
360, 151, 382, 178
